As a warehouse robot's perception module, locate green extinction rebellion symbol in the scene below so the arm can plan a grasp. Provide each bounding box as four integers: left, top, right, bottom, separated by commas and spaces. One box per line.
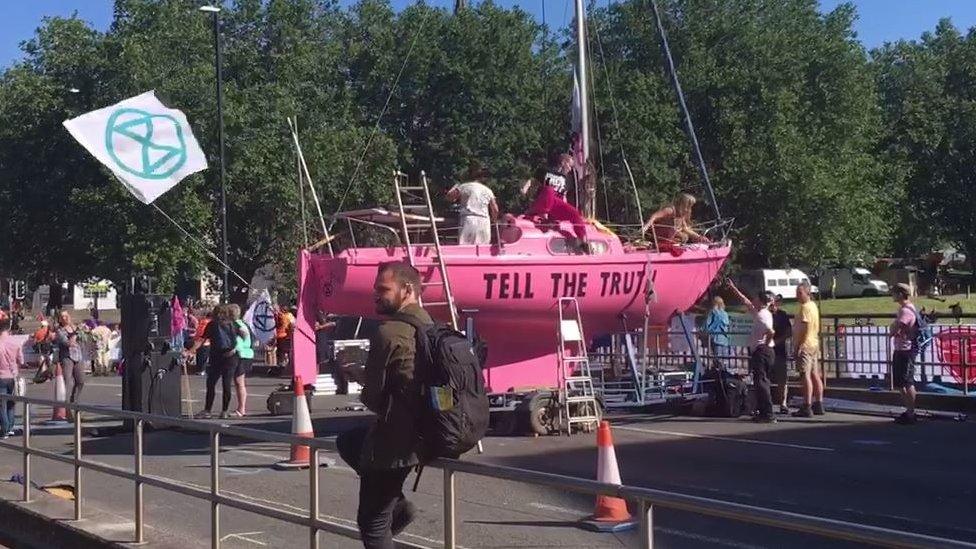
104, 108, 187, 179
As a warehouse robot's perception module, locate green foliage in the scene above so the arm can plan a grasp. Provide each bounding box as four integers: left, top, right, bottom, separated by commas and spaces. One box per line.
874, 19, 976, 276
0, 0, 969, 293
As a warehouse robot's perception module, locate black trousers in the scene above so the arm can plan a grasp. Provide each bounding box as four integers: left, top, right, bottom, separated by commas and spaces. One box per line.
338, 426, 412, 549
750, 346, 775, 417
357, 468, 411, 549
205, 355, 236, 413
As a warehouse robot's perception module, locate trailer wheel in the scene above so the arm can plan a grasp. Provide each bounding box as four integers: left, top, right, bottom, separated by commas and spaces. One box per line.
522, 392, 557, 436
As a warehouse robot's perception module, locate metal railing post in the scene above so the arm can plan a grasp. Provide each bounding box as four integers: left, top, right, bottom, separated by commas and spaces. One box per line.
640, 500, 654, 549
22, 402, 30, 503
74, 410, 82, 521
309, 448, 319, 549
211, 431, 220, 549
443, 467, 456, 549
832, 317, 841, 380
963, 338, 969, 396
135, 419, 145, 544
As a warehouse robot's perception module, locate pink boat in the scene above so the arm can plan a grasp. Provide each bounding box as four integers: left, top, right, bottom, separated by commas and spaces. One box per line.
292, 214, 730, 392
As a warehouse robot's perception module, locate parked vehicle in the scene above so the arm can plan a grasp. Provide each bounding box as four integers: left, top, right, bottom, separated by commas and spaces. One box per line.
734, 269, 818, 300
821, 267, 889, 298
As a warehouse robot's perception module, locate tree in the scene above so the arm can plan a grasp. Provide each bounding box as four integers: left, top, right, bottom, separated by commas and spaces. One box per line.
875, 19, 976, 279
589, 0, 892, 267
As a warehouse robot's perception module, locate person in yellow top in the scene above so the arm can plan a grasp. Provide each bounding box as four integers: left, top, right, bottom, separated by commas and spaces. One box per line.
792, 282, 823, 418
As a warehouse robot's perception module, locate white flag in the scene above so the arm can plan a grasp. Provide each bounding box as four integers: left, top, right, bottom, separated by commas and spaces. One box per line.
244, 289, 276, 345
63, 90, 207, 204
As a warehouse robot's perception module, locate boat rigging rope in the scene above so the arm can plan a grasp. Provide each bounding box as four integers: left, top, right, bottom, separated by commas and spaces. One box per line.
590, 0, 644, 224
328, 8, 433, 229
584, 0, 612, 221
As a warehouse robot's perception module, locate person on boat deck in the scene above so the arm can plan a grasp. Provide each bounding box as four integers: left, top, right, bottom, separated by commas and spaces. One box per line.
524, 154, 590, 251
522, 152, 575, 200
641, 193, 710, 250
447, 162, 499, 245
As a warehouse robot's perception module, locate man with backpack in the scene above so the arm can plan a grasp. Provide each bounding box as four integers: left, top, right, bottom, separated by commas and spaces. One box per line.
890, 283, 921, 424
339, 262, 430, 548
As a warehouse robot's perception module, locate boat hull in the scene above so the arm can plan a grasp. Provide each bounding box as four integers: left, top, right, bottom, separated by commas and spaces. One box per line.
293, 242, 730, 391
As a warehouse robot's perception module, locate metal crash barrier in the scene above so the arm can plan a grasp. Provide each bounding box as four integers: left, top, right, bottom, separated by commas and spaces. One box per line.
0, 395, 976, 549
1, 394, 974, 549
594, 313, 976, 397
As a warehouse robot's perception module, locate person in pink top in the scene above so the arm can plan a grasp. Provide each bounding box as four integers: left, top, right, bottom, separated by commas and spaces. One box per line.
890, 283, 918, 424
0, 318, 23, 438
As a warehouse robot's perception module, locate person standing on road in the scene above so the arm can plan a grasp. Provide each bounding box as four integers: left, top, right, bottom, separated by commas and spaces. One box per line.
770, 297, 793, 415
447, 163, 499, 245
32, 320, 55, 382
272, 305, 295, 377
186, 305, 239, 419
337, 262, 429, 548
704, 296, 731, 368
792, 283, 824, 418
890, 283, 919, 424
0, 318, 23, 438
229, 304, 254, 417
55, 311, 86, 410
726, 280, 777, 423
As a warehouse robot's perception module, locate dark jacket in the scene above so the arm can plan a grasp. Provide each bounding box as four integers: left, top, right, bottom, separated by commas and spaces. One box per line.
359, 303, 432, 470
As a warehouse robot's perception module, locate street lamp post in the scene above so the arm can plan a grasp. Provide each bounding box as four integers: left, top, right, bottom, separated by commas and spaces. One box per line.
200, 5, 229, 301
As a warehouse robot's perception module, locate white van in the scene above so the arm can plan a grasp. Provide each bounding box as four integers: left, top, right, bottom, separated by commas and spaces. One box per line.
735, 269, 818, 300
821, 267, 889, 298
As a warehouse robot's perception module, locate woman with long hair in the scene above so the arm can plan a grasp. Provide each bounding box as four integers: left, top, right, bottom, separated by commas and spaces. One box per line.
228, 304, 253, 417
186, 304, 239, 419
641, 193, 710, 250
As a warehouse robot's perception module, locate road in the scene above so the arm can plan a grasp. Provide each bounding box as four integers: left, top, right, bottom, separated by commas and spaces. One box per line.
0, 373, 974, 548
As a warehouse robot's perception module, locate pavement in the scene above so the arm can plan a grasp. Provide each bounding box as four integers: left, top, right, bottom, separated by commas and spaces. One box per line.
0, 373, 974, 548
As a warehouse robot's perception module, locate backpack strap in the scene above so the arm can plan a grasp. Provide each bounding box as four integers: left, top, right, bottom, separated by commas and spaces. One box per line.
390, 313, 434, 366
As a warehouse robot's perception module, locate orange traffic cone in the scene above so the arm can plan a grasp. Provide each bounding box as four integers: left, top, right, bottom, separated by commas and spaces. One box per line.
580, 421, 637, 532
274, 377, 315, 470
44, 364, 69, 425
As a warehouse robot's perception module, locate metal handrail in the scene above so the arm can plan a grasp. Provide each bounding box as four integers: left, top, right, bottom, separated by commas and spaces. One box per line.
1, 394, 974, 549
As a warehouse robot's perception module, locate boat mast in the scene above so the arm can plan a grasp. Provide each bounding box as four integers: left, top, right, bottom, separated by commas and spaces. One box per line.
574, 0, 594, 218
648, 0, 722, 223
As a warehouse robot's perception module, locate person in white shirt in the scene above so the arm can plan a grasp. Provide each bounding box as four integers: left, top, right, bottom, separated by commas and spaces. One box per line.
727, 279, 777, 423
447, 163, 499, 245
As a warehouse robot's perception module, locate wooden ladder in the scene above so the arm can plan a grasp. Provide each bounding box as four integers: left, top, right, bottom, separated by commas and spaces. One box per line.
393, 171, 460, 331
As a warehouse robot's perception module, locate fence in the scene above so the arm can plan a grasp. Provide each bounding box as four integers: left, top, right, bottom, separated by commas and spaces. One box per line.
1, 395, 975, 549
597, 313, 976, 396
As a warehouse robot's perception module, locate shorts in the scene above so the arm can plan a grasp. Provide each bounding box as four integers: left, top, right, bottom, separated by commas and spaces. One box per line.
892, 350, 916, 389
795, 347, 819, 376
235, 358, 253, 378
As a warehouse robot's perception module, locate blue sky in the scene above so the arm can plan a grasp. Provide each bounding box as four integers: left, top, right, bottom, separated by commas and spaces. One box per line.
4, 0, 976, 68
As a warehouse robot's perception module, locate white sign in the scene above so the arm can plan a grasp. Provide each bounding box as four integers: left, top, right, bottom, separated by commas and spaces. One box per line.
63, 90, 207, 204
244, 289, 276, 345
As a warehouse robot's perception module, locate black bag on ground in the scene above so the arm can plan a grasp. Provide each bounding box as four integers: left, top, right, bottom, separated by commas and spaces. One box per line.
705, 369, 748, 418
394, 315, 490, 460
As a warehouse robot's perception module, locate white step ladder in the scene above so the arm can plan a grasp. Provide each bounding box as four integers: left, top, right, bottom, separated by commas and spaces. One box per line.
557, 297, 600, 434
393, 171, 460, 330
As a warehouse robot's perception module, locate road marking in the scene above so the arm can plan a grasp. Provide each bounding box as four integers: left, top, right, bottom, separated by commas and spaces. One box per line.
529, 502, 581, 515
165, 477, 462, 549
614, 425, 834, 452
220, 531, 267, 546
531, 502, 765, 548
851, 439, 891, 446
